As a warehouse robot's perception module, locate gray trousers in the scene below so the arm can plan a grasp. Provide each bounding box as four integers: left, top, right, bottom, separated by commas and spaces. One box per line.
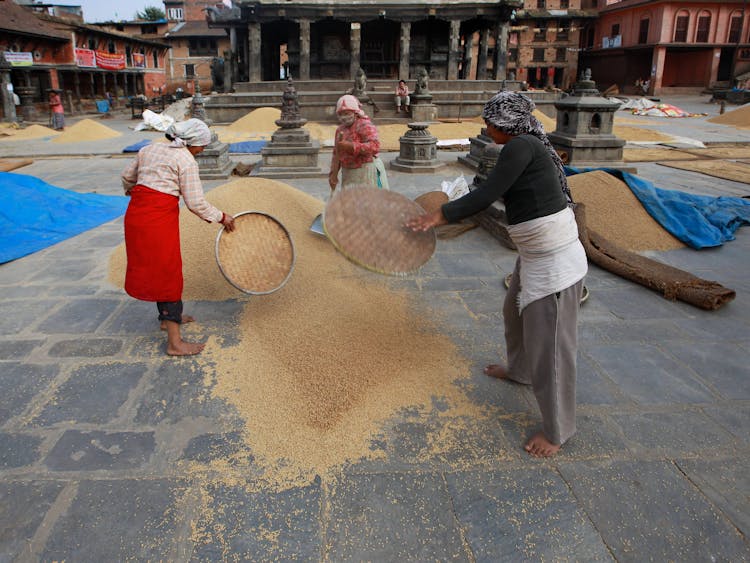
503, 259, 584, 445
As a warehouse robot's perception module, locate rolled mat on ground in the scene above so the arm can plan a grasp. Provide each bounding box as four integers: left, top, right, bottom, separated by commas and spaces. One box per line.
566, 167, 750, 249
573, 203, 735, 310
0, 171, 129, 263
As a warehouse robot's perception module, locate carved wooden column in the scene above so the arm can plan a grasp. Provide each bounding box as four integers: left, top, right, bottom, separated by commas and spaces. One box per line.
299, 19, 310, 80
350, 22, 361, 80
247, 22, 261, 81
494, 21, 509, 80
399, 21, 411, 80
477, 28, 489, 80
448, 20, 461, 80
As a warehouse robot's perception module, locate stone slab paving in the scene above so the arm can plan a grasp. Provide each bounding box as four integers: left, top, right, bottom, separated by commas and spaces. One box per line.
1, 98, 748, 560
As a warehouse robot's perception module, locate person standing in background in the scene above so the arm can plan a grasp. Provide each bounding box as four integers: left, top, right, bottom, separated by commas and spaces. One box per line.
48, 89, 64, 130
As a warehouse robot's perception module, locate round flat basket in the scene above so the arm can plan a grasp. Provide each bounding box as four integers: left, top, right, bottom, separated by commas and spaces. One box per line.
323, 185, 436, 276
215, 211, 295, 295
414, 190, 449, 213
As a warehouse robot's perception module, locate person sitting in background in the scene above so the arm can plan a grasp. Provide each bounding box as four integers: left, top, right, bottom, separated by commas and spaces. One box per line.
395, 79, 410, 113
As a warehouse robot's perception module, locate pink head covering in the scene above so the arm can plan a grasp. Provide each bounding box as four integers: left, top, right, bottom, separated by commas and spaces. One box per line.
336, 94, 366, 117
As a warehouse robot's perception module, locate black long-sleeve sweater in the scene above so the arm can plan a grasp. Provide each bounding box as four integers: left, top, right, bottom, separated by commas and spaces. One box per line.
442, 134, 567, 226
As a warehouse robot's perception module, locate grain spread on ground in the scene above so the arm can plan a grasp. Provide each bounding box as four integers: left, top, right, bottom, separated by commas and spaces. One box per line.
51, 118, 121, 143
568, 170, 684, 251
657, 159, 750, 185
0, 124, 59, 141
108, 178, 488, 488
707, 103, 750, 128
623, 148, 702, 163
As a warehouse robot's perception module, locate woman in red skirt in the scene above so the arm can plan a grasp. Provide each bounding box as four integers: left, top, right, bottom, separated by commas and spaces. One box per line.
121, 119, 235, 356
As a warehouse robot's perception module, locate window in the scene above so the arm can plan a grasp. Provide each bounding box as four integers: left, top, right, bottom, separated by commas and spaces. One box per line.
537, 0, 546, 8
184, 63, 195, 77
560, 0, 569, 8
556, 48, 566, 62
126, 45, 132, 66
167, 7, 184, 20
557, 25, 569, 41
88, 38, 97, 50
674, 14, 689, 42
729, 15, 743, 43
509, 48, 519, 62
611, 24, 620, 37
152, 51, 158, 68
108, 40, 116, 54
696, 13, 711, 43
534, 25, 547, 42
533, 48, 546, 61
638, 18, 649, 44
188, 39, 218, 57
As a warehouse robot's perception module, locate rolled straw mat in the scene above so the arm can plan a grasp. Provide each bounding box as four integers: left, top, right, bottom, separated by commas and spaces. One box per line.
215, 211, 295, 294
414, 190, 479, 239
324, 186, 436, 275
415, 191, 449, 213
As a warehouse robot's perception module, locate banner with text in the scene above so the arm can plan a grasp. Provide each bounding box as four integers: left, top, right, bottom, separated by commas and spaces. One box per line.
75, 48, 96, 68
96, 51, 125, 70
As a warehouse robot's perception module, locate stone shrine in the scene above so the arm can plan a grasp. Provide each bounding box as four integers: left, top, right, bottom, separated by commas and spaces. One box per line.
191, 85, 234, 180
390, 122, 445, 173
252, 77, 324, 178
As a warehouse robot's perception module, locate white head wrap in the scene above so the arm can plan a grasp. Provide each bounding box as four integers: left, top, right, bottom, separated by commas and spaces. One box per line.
166, 118, 212, 147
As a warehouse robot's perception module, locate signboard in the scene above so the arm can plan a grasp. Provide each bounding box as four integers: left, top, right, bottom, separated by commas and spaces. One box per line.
132, 53, 146, 68
96, 51, 125, 70
3, 52, 33, 66
75, 48, 96, 67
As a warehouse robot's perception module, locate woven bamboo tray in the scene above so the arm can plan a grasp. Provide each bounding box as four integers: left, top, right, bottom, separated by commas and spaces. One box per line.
323, 186, 436, 276
215, 211, 295, 294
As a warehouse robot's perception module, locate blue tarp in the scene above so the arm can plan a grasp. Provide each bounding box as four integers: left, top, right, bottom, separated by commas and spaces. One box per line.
0, 172, 129, 263
229, 140, 267, 153
122, 139, 152, 153
566, 167, 750, 249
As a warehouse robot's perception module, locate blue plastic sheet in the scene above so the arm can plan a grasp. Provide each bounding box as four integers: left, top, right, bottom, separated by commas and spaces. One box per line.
0, 172, 129, 263
122, 139, 152, 153
566, 167, 750, 249
229, 140, 267, 153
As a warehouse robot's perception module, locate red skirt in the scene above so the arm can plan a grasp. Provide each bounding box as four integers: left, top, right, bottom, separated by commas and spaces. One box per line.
124, 185, 183, 302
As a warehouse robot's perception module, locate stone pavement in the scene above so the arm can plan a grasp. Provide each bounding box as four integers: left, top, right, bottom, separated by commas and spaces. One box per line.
1, 96, 748, 561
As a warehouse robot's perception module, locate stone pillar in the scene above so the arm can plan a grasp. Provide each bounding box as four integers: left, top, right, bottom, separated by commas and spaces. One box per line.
299, 19, 311, 80
477, 28, 489, 80
89, 72, 95, 97
708, 46, 721, 87
16, 72, 36, 123
0, 52, 17, 123
448, 20, 461, 80
229, 26, 238, 87
73, 72, 82, 113
247, 22, 261, 81
494, 21, 509, 80
650, 45, 666, 95
350, 23, 361, 80
399, 21, 411, 80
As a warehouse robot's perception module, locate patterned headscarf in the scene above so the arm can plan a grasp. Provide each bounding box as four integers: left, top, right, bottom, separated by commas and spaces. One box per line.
336, 94, 367, 118
482, 91, 571, 202
166, 118, 212, 147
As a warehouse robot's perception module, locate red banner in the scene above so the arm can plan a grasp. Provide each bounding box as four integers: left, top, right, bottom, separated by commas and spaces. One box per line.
96, 51, 125, 70
132, 53, 146, 68
75, 48, 96, 68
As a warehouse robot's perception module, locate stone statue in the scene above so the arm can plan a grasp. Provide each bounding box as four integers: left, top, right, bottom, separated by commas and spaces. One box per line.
415, 67, 430, 95
210, 57, 225, 92
352, 67, 367, 96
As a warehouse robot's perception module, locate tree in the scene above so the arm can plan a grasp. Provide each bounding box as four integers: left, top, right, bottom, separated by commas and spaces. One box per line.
136, 6, 166, 21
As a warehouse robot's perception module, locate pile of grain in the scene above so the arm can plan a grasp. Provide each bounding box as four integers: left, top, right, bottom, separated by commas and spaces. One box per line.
52, 118, 121, 143
533, 109, 556, 131
568, 170, 683, 251
226, 107, 281, 133
707, 103, 750, 128
108, 178, 481, 484
0, 124, 59, 141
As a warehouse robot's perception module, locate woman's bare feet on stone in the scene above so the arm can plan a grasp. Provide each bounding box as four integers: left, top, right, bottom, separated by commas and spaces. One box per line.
166, 340, 205, 356
483, 364, 509, 379
524, 432, 561, 457
160, 315, 195, 330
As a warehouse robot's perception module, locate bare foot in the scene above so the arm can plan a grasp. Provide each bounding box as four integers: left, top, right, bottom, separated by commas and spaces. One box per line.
160, 315, 195, 330
524, 432, 561, 458
166, 340, 205, 356
483, 364, 509, 379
